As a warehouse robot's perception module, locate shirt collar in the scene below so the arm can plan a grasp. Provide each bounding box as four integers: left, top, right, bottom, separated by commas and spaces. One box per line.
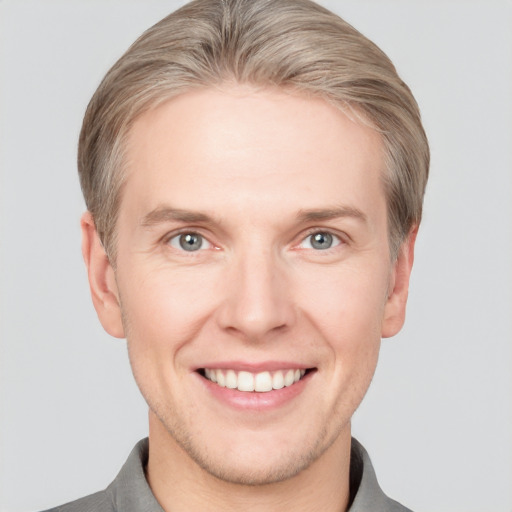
348, 438, 410, 511
107, 437, 407, 512
107, 439, 164, 512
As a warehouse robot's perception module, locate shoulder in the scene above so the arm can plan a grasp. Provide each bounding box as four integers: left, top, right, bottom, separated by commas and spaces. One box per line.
39, 489, 114, 512
38, 439, 160, 512
350, 438, 414, 512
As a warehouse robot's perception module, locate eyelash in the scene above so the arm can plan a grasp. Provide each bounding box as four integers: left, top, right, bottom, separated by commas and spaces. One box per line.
297, 230, 344, 251
164, 228, 346, 254
165, 230, 213, 253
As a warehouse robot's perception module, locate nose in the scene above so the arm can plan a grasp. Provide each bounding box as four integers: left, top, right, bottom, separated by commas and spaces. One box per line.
216, 248, 296, 342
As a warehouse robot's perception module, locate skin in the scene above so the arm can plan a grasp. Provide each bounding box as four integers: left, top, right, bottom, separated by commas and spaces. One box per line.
82, 85, 416, 512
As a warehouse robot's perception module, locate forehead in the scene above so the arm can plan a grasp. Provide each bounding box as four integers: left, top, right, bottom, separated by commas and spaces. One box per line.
121, 86, 385, 223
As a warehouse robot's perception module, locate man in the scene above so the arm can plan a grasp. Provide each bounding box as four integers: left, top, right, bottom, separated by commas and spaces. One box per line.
45, 0, 429, 510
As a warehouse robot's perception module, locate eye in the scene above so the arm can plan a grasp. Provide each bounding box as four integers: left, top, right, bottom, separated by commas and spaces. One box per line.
300, 231, 341, 250
168, 232, 211, 252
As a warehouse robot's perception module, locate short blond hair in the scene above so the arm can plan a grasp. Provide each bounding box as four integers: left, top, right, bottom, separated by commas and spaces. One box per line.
78, 0, 429, 260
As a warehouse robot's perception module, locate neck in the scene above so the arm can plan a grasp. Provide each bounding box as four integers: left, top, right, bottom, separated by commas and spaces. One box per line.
146, 412, 352, 512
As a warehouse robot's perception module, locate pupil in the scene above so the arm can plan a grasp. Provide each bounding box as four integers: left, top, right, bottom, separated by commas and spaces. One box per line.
179, 233, 201, 251
311, 232, 332, 250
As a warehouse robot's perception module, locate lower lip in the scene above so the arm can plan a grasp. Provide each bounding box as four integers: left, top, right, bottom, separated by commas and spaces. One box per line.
198, 372, 313, 411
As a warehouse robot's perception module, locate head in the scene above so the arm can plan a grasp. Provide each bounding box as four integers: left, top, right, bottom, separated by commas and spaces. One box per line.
79, 0, 429, 489
78, 0, 429, 263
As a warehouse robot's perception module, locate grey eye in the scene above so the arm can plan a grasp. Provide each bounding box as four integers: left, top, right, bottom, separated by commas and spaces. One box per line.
169, 232, 211, 252
309, 232, 333, 250
180, 233, 202, 251
299, 231, 342, 251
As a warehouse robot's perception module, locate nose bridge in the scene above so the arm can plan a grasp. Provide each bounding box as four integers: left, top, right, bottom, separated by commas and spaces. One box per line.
217, 242, 294, 340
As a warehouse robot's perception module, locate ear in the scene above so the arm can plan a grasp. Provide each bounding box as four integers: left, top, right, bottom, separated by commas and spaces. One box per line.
381, 226, 418, 338
81, 212, 125, 338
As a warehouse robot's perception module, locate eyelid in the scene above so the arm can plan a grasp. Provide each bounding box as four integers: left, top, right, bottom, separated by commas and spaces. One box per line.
164, 229, 216, 252
295, 228, 346, 250
161, 227, 347, 253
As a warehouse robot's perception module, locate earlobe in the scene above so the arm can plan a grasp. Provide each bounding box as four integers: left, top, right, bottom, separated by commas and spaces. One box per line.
381, 226, 418, 339
81, 212, 125, 339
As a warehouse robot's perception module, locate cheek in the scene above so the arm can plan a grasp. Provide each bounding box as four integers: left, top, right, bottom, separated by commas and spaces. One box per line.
295, 262, 387, 389
118, 265, 220, 359
289, 265, 386, 425
295, 262, 389, 340
120, 267, 219, 413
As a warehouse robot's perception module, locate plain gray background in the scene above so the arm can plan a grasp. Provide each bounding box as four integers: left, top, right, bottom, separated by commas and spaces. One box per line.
1, 1, 511, 511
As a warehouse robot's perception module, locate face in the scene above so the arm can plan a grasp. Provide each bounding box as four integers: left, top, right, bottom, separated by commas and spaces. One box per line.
83, 86, 414, 485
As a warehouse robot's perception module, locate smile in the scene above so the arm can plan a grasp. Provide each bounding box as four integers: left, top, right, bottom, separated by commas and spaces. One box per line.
201, 368, 308, 393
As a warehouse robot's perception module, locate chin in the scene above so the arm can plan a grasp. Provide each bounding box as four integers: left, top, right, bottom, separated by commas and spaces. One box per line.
159, 411, 339, 486
180, 435, 326, 486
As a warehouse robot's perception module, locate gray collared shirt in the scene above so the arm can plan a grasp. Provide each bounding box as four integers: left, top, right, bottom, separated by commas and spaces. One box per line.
42, 438, 412, 512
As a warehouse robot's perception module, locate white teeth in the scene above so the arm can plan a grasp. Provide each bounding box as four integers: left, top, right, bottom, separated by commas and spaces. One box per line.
272, 371, 284, 390
237, 371, 255, 392
204, 368, 308, 392
284, 369, 295, 387
254, 371, 273, 392
225, 369, 237, 389
216, 369, 226, 387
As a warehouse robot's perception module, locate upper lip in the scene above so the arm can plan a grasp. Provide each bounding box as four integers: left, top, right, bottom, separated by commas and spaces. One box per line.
194, 361, 314, 372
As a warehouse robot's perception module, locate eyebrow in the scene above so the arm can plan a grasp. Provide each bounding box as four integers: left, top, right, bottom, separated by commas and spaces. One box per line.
140, 204, 367, 228
296, 206, 367, 224
141, 207, 215, 227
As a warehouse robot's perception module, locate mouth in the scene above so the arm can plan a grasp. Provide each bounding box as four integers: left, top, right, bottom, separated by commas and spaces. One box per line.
198, 368, 314, 393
